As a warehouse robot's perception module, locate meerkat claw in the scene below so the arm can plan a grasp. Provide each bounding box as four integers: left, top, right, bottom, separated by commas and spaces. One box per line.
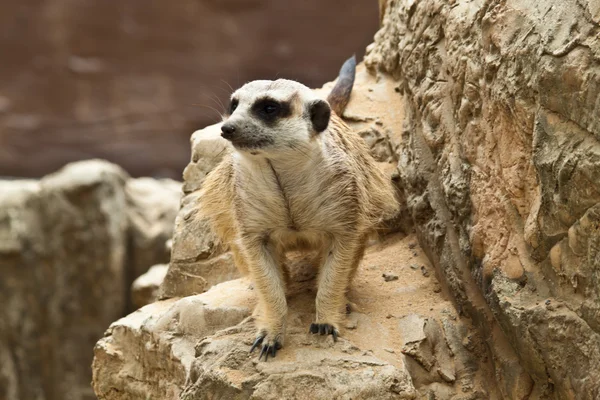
250, 335, 265, 353
257, 340, 282, 361
309, 323, 339, 341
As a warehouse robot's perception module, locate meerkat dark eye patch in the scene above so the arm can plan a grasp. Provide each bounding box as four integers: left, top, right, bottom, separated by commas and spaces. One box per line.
251, 97, 291, 124
229, 98, 239, 115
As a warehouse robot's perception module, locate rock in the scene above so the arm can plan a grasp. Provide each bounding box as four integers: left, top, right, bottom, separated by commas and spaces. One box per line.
0, 160, 129, 400
131, 264, 169, 309
126, 177, 182, 280
95, 278, 417, 400
159, 124, 239, 299
0, 159, 184, 400
160, 251, 239, 299
397, 314, 489, 398
93, 279, 254, 400
357, 126, 396, 163
382, 272, 399, 282
182, 125, 230, 194
366, 0, 600, 396
160, 125, 236, 299
94, 227, 502, 399
185, 328, 415, 400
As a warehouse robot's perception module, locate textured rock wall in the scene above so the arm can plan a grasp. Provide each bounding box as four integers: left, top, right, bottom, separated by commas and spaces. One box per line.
0, 0, 378, 179
0, 161, 181, 400
366, 0, 600, 398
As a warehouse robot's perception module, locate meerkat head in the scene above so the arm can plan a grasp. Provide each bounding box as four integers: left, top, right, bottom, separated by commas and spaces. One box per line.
220, 79, 331, 156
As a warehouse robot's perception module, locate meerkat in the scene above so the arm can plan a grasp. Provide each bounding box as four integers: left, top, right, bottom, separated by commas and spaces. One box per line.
197, 56, 399, 361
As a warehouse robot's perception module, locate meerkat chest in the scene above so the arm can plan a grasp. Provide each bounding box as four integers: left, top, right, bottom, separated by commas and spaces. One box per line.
234, 157, 339, 233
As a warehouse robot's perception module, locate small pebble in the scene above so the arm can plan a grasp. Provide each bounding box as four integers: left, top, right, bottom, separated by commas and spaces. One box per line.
384, 348, 395, 354
438, 368, 456, 383
382, 273, 399, 282
433, 286, 442, 293
386, 314, 394, 319
410, 264, 419, 270
421, 266, 430, 277
408, 242, 417, 249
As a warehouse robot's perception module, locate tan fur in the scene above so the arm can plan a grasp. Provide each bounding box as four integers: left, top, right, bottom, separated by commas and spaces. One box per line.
196, 69, 398, 354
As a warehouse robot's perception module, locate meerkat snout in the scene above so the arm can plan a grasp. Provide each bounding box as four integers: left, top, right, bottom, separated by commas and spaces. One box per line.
220, 123, 236, 140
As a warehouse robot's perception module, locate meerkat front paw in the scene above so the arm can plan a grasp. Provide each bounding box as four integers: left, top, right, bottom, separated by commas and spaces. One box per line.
249, 329, 283, 361
309, 322, 339, 341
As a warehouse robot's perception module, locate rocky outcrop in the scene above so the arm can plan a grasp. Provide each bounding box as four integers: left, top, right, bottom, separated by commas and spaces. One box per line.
126, 177, 182, 281
93, 279, 254, 400
0, 161, 129, 400
95, 234, 500, 399
366, 0, 600, 398
0, 0, 378, 179
158, 124, 238, 299
131, 264, 169, 309
0, 160, 181, 400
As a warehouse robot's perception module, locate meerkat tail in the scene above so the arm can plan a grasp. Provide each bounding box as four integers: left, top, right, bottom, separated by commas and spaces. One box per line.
327, 55, 356, 116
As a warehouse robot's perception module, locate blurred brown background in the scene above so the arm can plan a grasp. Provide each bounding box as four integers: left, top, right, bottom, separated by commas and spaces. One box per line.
0, 0, 379, 179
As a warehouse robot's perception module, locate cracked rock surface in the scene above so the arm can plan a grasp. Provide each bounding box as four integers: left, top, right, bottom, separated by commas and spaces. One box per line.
94, 233, 500, 399
366, 0, 600, 397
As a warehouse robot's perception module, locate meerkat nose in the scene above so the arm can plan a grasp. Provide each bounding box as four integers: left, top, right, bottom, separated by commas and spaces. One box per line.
221, 123, 236, 140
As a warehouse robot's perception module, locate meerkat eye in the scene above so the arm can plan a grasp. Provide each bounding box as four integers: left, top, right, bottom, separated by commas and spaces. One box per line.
252, 98, 289, 122
229, 99, 239, 114
262, 102, 280, 115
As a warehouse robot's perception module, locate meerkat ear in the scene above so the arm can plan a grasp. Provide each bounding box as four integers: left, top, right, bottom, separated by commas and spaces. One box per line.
309, 99, 331, 133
